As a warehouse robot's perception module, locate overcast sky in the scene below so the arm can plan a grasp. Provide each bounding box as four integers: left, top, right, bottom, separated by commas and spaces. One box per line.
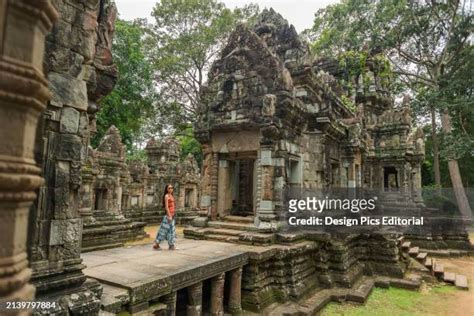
114, 0, 340, 33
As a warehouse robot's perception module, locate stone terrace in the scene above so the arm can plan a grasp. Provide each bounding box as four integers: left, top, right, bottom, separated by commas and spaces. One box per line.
82, 239, 249, 314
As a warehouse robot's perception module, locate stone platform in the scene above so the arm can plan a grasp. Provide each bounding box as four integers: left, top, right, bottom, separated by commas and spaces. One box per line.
82, 239, 249, 314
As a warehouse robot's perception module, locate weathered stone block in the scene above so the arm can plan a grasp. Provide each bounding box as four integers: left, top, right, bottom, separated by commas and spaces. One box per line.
201, 195, 211, 207
60, 107, 80, 133
259, 200, 273, 211
78, 113, 89, 137
261, 150, 273, 166
49, 72, 88, 110
56, 134, 82, 161
192, 217, 208, 227
49, 219, 83, 246
55, 161, 70, 188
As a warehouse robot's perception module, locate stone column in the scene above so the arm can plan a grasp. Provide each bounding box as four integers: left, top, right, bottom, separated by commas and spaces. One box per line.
210, 272, 225, 316
210, 153, 219, 220
0, 0, 57, 305
217, 160, 229, 218
186, 282, 203, 316
163, 291, 177, 316
228, 267, 243, 315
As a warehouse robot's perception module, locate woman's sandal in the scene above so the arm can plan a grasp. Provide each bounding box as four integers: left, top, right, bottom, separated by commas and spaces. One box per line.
169, 245, 177, 250
153, 243, 161, 250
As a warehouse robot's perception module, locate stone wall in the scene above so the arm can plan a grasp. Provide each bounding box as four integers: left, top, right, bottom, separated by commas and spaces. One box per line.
242, 234, 407, 312
191, 8, 425, 233
0, 0, 58, 306
122, 137, 201, 225
27, 0, 118, 312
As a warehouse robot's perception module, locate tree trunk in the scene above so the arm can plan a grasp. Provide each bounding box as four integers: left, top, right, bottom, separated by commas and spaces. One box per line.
431, 107, 441, 191
440, 109, 472, 220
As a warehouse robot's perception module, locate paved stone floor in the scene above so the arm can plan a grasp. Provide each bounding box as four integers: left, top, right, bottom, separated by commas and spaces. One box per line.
82, 239, 249, 312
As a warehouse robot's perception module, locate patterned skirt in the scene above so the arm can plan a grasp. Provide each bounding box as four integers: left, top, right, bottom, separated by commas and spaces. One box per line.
155, 215, 176, 246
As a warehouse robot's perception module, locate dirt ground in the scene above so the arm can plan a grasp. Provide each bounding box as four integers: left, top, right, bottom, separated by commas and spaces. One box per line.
429, 256, 474, 316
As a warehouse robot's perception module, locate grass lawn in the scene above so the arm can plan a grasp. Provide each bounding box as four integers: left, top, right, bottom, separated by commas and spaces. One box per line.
321, 286, 459, 316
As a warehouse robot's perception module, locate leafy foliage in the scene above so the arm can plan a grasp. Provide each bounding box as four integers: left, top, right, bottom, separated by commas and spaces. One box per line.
143, 0, 259, 132
93, 19, 161, 151
176, 125, 203, 168
309, 0, 473, 188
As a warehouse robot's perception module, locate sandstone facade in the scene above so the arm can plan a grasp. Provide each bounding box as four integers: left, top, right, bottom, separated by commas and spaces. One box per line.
28, 0, 118, 313
0, 0, 58, 307
190, 9, 424, 231
122, 137, 201, 225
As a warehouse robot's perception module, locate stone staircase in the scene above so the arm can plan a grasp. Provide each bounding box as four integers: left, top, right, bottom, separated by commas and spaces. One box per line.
82, 210, 147, 252
184, 215, 276, 245
400, 238, 469, 290
264, 234, 469, 315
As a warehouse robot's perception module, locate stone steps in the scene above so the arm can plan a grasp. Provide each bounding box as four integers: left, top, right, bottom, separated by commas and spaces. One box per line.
208, 221, 259, 232
345, 277, 375, 303
424, 257, 433, 269
455, 274, 468, 290
408, 247, 419, 256
205, 234, 240, 243
202, 228, 243, 236
400, 239, 470, 291
268, 276, 419, 315
223, 215, 254, 223
238, 232, 275, 245
418, 248, 473, 257
432, 261, 444, 277
183, 225, 274, 245
415, 252, 428, 264
443, 272, 456, 283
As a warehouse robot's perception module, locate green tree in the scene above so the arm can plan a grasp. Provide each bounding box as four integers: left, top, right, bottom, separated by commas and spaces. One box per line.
144, 0, 259, 130
310, 0, 473, 218
176, 125, 203, 168
93, 19, 161, 151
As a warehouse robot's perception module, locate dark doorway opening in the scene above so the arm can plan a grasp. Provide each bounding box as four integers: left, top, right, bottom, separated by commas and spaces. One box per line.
383, 167, 399, 191
94, 188, 107, 210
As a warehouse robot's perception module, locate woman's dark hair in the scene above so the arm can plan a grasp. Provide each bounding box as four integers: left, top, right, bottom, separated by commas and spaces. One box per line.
162, 184, 172, 208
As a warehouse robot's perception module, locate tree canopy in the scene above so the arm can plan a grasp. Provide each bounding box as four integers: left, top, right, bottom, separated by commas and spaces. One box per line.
143, 0, 259, 131
93, 19, 160, 151
309, 0, 473, 217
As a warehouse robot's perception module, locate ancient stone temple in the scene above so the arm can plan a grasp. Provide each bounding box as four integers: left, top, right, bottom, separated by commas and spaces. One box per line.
186, 9, 425, 241
26, 0, 119, 313
1, 3, 471, 315
122, 137, 201, 224
182, 8, 432, 313
79, 126, 147, 252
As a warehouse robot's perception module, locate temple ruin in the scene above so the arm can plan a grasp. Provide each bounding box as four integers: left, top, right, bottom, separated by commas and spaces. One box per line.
122, 137, 201, 225
0, 2, 471, 316
185, 9, 425, 241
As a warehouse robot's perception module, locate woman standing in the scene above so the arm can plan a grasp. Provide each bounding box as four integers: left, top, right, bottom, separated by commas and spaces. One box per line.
153, 184, 177, 250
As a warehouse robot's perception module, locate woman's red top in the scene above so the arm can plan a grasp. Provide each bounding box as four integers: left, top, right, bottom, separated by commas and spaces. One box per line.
166, 195, 175, 217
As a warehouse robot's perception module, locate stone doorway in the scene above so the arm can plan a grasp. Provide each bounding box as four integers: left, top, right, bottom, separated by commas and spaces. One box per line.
185, 188, 195, 207
217, 152, 257, 218
94, 188, 107, 210
383, 166, 399, 191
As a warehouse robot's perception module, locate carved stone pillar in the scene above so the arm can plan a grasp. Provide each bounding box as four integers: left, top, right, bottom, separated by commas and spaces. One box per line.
210, 153, 219, 220
163, 291, 177, 316
0, 0, 57, 305
228, 267, 243, 315
186, 282, 202, 316
210, 272, 225, 316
